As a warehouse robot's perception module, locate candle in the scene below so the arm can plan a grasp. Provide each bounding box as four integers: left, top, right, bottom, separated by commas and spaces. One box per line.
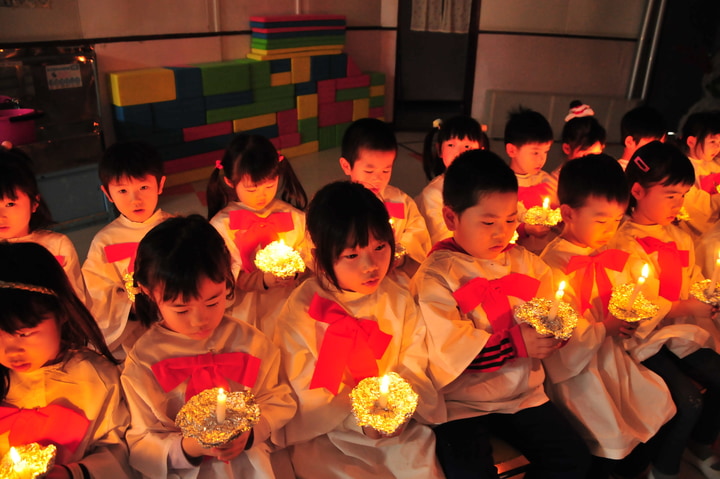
547, 281, 566, 322
542, 196, 550, 210
627, 263, 650, 309
706, 251, 720, 296
216, 388, 227, 424
376, 375, 390, 409
9, 448, 30, 479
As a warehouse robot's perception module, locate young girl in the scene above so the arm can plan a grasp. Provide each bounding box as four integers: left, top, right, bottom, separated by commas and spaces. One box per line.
207, 134, 309, 336
608, 141, 720, 479
416, 116, 488, 245
273, 181, 445, 479
0, 242, 133, 479
120, 215, 296, 479
0, 149, 87, 302
552, 101, 606, 178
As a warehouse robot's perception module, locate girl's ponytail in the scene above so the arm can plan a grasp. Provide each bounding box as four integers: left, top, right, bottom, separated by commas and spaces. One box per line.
206, 157, 233, 220
277, 155, 308, 211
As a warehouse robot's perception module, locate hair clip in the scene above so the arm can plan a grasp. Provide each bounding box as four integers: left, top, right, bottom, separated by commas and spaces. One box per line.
278, 154, 285, 162
0, 280, 56, 296
564, 104, 595, 122
432, 118, 443, 129
215, 160, 224, 170
634, 156, 650, 172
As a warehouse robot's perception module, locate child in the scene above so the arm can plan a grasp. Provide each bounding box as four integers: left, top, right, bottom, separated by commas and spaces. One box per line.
411, 150, 590, 478
540, 154, 675, 477
121, 215, 296, 479
608, 141, 720, 479
553, 101, 606, 178
207, 134, 308, 336
339, 118, 431, 281
504, 107, 558, 254
273, 181, 445, 479
617, 105, 667, 170
0, 242, 134, 478
416, 116, 489, 245
0, 148, 87, 301
82, 140, 171, 358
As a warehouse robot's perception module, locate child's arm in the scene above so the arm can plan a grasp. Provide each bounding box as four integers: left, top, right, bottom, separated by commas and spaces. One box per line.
398, 196, 432, 264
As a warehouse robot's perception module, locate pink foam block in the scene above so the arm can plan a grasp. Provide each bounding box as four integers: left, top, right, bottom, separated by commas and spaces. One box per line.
336, 74, 370, 90
318, 101, 353, 127
346, 56, 362, 77
164, 150, 224, 175
276, 108, 298, 135
369, 106, 384, 118
182, 122, 233, 142
250, 14, 346, 23
278, 132, 302, 148
317, 79, 337, 104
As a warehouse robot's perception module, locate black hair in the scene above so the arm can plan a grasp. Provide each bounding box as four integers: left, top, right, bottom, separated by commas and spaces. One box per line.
620, 106, 666, 145
562, 102, 606, 159
133, 215, 235, 327
99, 140, 165, 189
558, 154, 629, 209
206, 134, 307, 219
340, 118, 397, 166
422, 116, 489, 180
306, 181, 395, 291
504, 107, 554, 146
681, 110, 720, 155
625, 141, 694, 211
443, 149, 518, 214
0, 242, 118, 400
0, 148, 54, 232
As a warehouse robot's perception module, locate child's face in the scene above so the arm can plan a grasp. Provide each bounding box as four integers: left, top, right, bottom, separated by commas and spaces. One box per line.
506, 141, 552, 175
631, 181, 690, 226
152, 276, 227, 340
560, 196, 625, 250
0, 189, 37, 240
230, 175, 278, 211
333, 233, 391, 294
563, 141, 604, 161
443, 191, 518, 260
102, 174, 165, 223
688, 133, 720, 162
440, 137, 481, 168
0, 316, 61, 373
339, 148, 395, 196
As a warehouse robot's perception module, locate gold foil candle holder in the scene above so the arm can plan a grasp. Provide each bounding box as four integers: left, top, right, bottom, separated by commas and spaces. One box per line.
676, 207, 690, 222
175, 387, 260, 448
691, 279, 720, 306
394, 243, 407, 261
124, 273, 140, 302
254, 240, 306, 279
0, 443, 56, 479
350, 372, 418, 435
608, 283, 660, 322
524, 198, 562, 227
513, 298, 579, 340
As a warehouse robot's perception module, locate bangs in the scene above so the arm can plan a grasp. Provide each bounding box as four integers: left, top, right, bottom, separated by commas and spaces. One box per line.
227, 135, 281, 185
0, 290, 58, 333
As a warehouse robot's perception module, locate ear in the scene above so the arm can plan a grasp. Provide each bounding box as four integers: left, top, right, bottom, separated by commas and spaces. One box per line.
630, 182, 645, 201
559, 204, 574, 223
157, 176, 166, 195
223, 177, 234, 189
100, 185, 114, 204
505, 143, 518, 159
442, 205, 459, 231
624, 135, 636, 151
561, 143, 572, 156
686, 135, 697, 151
31, 195, 40, 213
339, 157, 353, 176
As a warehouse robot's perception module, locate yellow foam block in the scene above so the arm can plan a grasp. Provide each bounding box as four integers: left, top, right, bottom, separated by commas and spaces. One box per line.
291, 56, 311, 84
353, 98, 370, 121
297, 94, 318, 120
109, 68, 176, 107
271, 71, 293, 86
165, 165, 214, 188
279, 141, 319, 158
233, 113, 277, 133
370, 85, 385, 97
247, 49, 343, 61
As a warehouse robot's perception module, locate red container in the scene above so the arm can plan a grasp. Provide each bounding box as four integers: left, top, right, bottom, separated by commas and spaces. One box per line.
0, 109, 38, 146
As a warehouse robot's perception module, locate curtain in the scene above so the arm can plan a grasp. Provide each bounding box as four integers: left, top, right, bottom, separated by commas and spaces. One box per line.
410, 0, 473, 34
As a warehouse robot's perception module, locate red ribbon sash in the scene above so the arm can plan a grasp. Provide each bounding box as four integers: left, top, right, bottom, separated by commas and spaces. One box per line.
228, 209, 294, 272
54, 255, 66, 267
151, 352, 261, 401
0, 404, 90, 464
308, 294, 392, 395
384, 201, 405, 220
452, 273, 540, 331
699, 172, 720, 195
566, 249, 629, 316
104, 242, 139, 274
517, 183, 553, 209
636, 237, 689, 301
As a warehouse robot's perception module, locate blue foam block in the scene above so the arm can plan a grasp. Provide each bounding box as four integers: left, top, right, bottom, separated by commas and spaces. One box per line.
113, 104, 153, 126
310, 55, 331, 82
270, 59, 292, 73
157, 133, 235, 161
167, 66, 203, 99
152, 97, 206, 130
294, 81, 317, 96
204, 90, 254, 110
238, 124, 279, 138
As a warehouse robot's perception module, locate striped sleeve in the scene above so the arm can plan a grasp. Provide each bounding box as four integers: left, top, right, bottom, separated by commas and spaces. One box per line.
465, 324, 527, 373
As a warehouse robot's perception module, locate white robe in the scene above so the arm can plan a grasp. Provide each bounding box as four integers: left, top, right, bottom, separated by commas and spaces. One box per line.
415, 175, 451, 246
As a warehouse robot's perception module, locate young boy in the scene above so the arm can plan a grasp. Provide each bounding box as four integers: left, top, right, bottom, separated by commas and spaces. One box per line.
339, 117, 430, 281
411, 149, 590, 478
82, 140, 171, 359
504, 107, 558, 254
539, 154, 675, 477
617, 105, 667, 170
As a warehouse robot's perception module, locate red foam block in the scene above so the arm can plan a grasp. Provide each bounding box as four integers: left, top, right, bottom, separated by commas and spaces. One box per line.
336, 74, 370, 90
164, 150, 224, 175
277, 108, 298, 135
182, 122, 232, 142
317, 79, 337, 104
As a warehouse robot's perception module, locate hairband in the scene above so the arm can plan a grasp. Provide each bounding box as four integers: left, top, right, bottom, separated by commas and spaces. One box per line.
0, 280, 56, 296
564, 104, 595, 122
634, 156, 650, 172
215, 160, 223, 170
278, 155, 285, 162
432, 118, 443, 129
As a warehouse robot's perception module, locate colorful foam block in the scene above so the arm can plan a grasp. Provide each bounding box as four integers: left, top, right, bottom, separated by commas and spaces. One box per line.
335, 87, 370, 102
167, 66, 203, 99
271, 71, 293, 86
346, 56, 362, 77
318, 101, 352, 127
164, 150, 224, 175
116, 126, 183, 148
370, 96, 385, 108
369, 106, 384, 119
270, 59, 292, 73
183, 122, 233, 143
298, 117, 318, 142
249, 14, 346, 28
369, 85, 385, 97
279, 140, 319, 158
204, 90, 254, 110
254, 85, 295, 102
352, 98, 370, 121
336, 74, 370, 89
252, 25, 345, 34
318, 125, 337, 150
277, 108, 298, 135
152, 97, 206, 130
294, 81, 317, 96
247, 48, 343, 62
297, 94, 318, 120
195, 61, 251, 96
317, 80, 337, 104
276, 132, 301, 149
329, 54, 347, 79
253, 29, 345, 39
110, 68, 176, 107
113, 104, 153, 126
165, 165, 215, 188
291, 56, 311, 84
207, 97, 295, 123
158, 133, 234, 161
233, 113, 277, 133
252, 35, 346, 51
310, 55, 331, 81
236, 59, 272, 89
368, 72, 386, 86
242, 124, 279, 138
335, 122, 351, 144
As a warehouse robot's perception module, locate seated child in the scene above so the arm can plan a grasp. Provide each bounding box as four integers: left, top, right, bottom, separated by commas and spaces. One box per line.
552, 101, 606, 178
272, 181, 444, 479
617, 105, 667, 170
121, 215, 296, 479
540, 154, 674, 478
411, 149, 590, 478
416, 116, 489, 245
82, 140, 171, 358
340, 118, 431, 282
0, 242, 134, 478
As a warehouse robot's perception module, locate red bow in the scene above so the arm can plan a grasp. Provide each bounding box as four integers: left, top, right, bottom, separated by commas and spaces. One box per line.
228, 210, 294, 272
699, 172, 720, 195
152, 352, 261, 401
54, 255, 66, 267
566, 249, 629, 316
636, 237, 689, 301
384, 201, 405, 219
517, 183, 553, 208
0, 404, 90, 464
308, 294, 392, 395
452, 273, 539, 331
104, 242, 139, 273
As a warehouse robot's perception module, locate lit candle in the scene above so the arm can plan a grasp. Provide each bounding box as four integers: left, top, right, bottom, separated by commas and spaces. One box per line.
627, 263, 650, 309
9, 447, 30, 479
376, 375, 390, 409
216, 388, 227, 424
547, 281, 566, 322
706, 251, 720, 296
542, 196, 550, 210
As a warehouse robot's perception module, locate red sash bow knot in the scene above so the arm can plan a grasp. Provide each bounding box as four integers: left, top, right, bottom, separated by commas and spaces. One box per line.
566, 249, 629, 315
104, 242, 139, 273
228, 209, 294, 273
308, 294, 392, 395
699, 172, 720, 195
518, 183, 553, 209
384, 201, 405, 220
151, 352, 261, 401
636, 237, 689, 301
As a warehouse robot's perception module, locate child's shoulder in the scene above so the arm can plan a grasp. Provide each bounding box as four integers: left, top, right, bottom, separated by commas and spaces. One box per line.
382, 184, 412, 202
64, 349, 120, 384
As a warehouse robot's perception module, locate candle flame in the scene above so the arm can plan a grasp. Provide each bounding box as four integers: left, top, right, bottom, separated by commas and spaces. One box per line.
555, 280, 566, 299
9, 447, 20, 464
640, 263, 650, 280
218, 388, 226, 400
379, 375, 390, 395
542, 197, 550, 209
716, 251, 720, 264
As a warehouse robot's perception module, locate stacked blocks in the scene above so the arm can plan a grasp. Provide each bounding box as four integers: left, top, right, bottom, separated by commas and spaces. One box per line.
109, 14, 385, 188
